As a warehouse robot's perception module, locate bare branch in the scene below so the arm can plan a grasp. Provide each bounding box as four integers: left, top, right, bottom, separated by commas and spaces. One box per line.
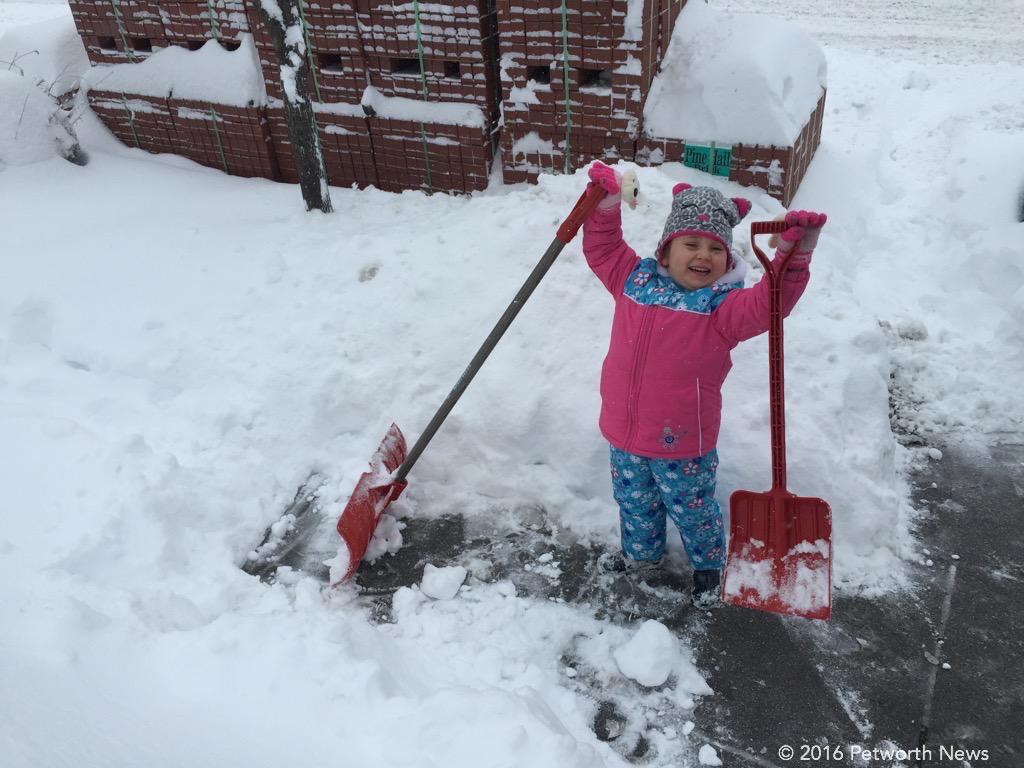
1, 49, 40, 75
14, 94, 30, 140
46, 62, 75, 97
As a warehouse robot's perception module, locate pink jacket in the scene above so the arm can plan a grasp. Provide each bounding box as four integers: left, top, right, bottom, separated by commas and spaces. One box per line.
584, 206, 810, 459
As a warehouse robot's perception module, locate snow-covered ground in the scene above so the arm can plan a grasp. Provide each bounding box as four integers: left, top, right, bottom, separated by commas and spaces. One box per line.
0, 0, 66, 33
2, 1, 1022, 766
716, 0, 1024, 66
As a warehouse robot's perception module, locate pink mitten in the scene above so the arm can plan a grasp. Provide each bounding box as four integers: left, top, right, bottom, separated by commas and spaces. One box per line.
777, 210, 827, 269
588, 161, 622, 210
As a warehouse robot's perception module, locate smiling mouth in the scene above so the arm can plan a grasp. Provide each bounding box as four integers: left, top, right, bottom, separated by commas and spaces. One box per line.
689, 265, 711, 275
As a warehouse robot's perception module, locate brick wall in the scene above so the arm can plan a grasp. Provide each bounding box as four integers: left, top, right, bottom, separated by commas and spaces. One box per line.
72, 0, 822, 203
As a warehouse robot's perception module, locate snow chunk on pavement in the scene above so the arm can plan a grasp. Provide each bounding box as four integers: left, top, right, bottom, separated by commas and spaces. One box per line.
323, 545, 351, 586
421, 564, 467, 600
699, 744, 723, 765
364, 513, 405, 561
614, 620, 679, 687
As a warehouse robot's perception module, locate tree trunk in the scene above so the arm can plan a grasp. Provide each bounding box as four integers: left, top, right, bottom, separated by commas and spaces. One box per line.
257, 0, 332, 213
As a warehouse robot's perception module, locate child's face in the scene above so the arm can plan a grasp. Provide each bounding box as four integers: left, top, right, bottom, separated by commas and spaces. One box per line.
661, 235, 729, 290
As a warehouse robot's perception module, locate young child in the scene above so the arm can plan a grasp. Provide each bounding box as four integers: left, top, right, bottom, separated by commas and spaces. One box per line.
583, 161, 827, 608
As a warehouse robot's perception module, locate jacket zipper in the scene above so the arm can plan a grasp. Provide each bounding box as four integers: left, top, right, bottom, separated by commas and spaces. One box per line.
696, 377, 703, 456
625, 306, 655, 452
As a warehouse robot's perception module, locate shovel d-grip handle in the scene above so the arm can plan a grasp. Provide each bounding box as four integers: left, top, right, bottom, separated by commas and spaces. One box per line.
392, 185, 606, 484
749, 220, 791, 279
750, 219, 792, 493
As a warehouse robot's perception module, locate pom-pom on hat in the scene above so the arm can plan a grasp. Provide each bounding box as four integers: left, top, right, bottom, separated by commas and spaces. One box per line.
657, 183, 751, 262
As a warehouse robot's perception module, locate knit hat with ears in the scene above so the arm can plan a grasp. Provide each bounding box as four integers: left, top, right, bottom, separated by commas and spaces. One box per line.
657, 183, 752, 264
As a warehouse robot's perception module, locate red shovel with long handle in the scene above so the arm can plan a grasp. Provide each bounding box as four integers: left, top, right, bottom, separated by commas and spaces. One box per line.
332, 184, 608, 584
722, 220, 833, 620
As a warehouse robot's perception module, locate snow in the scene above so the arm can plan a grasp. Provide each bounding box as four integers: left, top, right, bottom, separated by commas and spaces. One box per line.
361, 84, 487, 128
698, 744, 723, 766
81, 34, 266, 107
2, 1, 1023, 766
420, 563, 468, 599
0, 0, 67, 35
323, 544, 351, 585
307, 97, 365, 118
258, 0, 283, 26
511, 130, 555, 155
644, 1, 827, 145
722, 539, 830, 614
0, 69, 72, 166
613, 620, 681, 687
363, 512, 405, 560
0, 13, 87, 96
622, 0, 644, 42
508, 81, 544, 105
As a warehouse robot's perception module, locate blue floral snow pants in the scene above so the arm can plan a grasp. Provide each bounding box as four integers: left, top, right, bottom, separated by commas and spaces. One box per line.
610, 446, 725, 569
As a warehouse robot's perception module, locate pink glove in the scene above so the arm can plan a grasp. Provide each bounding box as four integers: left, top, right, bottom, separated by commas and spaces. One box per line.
777, 210, 827, 269
587, 161, 622, 210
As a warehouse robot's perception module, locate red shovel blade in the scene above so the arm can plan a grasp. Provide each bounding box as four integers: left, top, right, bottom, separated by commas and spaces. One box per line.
332, 423, 408, 585
723, 490, 833, 620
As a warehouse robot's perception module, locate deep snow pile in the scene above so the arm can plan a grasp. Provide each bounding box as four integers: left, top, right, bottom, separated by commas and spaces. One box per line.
3, 2, 1024, 767
644, 0, 827, 145
704, 0, 1024, 446
0, 13, 86, 95
0, 68, 78, 167
0, 10, 86, 169
0, 0, 69, 37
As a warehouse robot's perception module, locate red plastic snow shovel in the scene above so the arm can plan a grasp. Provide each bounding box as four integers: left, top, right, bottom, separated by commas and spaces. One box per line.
332, 184, 608, 584
722, 220, 833, 621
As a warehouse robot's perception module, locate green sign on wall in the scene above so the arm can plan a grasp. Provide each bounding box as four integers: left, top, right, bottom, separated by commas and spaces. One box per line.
682, 142, 732, 177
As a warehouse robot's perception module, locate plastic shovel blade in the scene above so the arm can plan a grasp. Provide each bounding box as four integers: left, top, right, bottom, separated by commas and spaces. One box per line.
723, 490, 833, 620
332, 423, 408, 585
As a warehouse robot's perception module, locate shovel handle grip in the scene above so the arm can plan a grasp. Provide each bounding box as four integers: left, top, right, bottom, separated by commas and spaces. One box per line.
750, 220, 788, 236
749, 220, 790, 275
556, 184, 607, 243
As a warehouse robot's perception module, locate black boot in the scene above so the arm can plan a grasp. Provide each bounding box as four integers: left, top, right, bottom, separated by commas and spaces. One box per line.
692, 569, 721, 609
